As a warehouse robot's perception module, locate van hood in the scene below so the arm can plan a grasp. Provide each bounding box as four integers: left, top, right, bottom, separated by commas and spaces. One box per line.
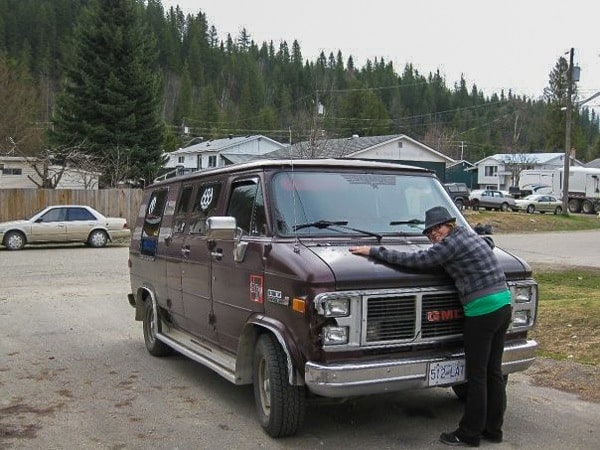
304, 239, 530, 290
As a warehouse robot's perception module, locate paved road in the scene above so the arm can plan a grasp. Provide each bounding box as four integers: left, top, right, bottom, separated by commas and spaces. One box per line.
1, 244, 599, 449
493, 229, 600, 268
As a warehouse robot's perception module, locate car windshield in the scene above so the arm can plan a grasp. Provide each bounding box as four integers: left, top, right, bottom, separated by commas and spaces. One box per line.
523, 195, 540, 200
271, 170, 467, 237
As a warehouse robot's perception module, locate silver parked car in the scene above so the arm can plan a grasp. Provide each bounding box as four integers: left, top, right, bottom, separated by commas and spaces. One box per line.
0, 205, 130, 250
469, 189, 518, 211
514, 194, 563, 214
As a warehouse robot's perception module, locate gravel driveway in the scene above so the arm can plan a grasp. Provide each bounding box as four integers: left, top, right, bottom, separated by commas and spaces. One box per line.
1, 241, 599, 449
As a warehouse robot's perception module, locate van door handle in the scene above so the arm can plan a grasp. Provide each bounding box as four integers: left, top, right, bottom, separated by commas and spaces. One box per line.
181, 245, 190, 257
210, 249, 223, 261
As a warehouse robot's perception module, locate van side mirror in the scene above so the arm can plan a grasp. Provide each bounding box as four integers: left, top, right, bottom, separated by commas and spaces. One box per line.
206, 216, 237, 240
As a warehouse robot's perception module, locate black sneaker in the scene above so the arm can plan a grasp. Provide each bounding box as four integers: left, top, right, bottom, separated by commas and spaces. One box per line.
481, 430, 502, 443
439, 431, 480, 447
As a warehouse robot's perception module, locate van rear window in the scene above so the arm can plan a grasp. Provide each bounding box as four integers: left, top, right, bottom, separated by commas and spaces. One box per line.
141, 189, 167, 256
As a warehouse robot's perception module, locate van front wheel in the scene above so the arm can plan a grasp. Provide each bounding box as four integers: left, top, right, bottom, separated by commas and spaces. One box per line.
253, 334, 305, 437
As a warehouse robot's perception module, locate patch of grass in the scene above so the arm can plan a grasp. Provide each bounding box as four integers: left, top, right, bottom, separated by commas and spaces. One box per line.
463, 210, 600, 233
530, 267, 600, 365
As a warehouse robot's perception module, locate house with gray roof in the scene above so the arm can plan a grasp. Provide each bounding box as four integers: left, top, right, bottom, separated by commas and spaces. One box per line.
472, 152, 583, 190
266, 134, 455, 180
164, 135, 286, 174
585, 158, 600, 169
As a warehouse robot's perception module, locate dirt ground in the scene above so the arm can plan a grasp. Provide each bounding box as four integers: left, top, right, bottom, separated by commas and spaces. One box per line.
527, 358, 600, 403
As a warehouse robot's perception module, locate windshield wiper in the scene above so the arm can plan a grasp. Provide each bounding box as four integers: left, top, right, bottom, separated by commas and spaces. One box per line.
389, 219, 425, 226
293, 220, 349, 231
293, 220, 382, 242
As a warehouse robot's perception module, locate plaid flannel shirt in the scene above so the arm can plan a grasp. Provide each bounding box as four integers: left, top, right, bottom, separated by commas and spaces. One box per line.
369, 226, 508, 305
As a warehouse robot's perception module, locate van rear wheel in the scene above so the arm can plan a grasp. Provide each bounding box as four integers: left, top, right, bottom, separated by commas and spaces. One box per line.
253, 334, 305, 437
142, 299, 171, 356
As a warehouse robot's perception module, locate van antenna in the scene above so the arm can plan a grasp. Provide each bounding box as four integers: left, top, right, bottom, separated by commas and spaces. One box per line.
288, 131, 300, 253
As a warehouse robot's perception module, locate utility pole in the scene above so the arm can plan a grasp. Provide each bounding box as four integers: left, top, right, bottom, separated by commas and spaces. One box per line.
561, 48, 574, 216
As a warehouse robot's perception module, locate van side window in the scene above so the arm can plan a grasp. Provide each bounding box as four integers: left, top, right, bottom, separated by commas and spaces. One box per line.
227, 179, 266, 236
189, 183, 221, 235
141, 189, 167, 256
174, 186, 193, 233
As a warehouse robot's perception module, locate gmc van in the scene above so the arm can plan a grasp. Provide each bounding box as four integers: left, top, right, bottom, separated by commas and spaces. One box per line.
127, 159, 537, 437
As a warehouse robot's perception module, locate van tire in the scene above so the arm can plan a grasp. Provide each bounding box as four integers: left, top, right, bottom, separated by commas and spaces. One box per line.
253, 333, 305, 437
143, 299, 171, 357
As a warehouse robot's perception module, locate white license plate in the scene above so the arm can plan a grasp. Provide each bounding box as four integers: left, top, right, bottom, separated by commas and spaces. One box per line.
427, 359, 466, 386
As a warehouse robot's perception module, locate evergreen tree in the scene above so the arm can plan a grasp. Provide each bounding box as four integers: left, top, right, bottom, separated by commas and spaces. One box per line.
50, 0, 165, 185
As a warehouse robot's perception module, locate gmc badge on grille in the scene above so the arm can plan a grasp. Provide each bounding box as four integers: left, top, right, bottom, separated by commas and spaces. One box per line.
426, 309, 463, 322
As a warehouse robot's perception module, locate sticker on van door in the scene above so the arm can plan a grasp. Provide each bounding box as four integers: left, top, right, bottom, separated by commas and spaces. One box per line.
249, 275, 264, 303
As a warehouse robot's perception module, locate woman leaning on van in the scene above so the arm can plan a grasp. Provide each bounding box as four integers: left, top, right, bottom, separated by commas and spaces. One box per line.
349, 206, 511, 447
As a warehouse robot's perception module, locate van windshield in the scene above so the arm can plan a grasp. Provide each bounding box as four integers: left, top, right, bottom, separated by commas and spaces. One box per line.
271, 171, 466, 237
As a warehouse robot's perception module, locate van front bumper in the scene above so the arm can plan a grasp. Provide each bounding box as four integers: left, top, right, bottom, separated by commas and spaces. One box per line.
304, 338, 537, 397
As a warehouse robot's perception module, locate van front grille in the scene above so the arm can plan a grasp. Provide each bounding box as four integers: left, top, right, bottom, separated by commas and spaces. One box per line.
365, 295, 416, 341
364, 291, 463, 345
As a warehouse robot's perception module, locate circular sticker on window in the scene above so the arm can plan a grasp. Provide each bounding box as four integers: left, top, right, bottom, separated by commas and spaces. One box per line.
200, 187, 214, 211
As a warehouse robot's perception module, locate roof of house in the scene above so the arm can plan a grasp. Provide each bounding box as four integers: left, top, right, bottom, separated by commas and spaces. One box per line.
585, 158, 600, 169
169, 135, 284, 155
474, 152, 565, 165
265, 134, 454, 162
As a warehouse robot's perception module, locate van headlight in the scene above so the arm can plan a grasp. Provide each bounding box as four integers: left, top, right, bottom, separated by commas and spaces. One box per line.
322, 326, 349, 345
512, 310, 531, 327
514, 286, 534, 303
322, 297, 351, 317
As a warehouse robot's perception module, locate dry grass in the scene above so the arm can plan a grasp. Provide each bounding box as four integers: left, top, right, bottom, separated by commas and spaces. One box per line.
524, 267, 600, 402
529, 268, 600, 365
462, 210, 600, 233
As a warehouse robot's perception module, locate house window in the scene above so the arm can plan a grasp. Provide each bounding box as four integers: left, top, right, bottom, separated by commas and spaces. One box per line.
2, 168, 22, 175
208, 155, 217, 167
197, 155, 202, 170
484, 166, 498, 177
178, 156, 185, 164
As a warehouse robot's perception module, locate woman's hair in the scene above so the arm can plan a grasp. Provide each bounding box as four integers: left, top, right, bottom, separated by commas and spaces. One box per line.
446, 221, 457, 231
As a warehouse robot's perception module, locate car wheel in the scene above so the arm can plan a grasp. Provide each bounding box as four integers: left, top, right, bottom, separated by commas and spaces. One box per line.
142, 298, 172, 357
455, 199, 464, 211
568, 198, 581, 213
500, 202, 509, 212
3, 231, 26, 250
253, 333, 305, 437
554, 206, 563, 215
582, 200, 594, 214
526, 205, 535, 214
88, 230, 108, 248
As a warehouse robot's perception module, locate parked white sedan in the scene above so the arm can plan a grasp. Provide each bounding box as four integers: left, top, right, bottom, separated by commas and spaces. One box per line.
469, 189, 518, 211
514, 194, 563, 215
0, 205, 130, 250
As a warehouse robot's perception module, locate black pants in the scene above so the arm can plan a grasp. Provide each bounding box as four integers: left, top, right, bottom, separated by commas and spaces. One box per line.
457, 304, 512, 441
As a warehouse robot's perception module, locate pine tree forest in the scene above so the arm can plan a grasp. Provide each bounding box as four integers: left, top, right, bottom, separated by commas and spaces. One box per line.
1, 0, 599, 173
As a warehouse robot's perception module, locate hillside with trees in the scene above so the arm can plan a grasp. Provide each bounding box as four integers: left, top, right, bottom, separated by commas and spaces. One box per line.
1, 0, 599, 185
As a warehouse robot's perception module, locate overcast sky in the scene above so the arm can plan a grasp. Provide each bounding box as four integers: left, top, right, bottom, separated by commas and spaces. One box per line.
162, 0, 599, 108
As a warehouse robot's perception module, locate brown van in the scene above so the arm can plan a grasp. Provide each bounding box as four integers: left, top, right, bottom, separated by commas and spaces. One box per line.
127, 159, 538, 437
